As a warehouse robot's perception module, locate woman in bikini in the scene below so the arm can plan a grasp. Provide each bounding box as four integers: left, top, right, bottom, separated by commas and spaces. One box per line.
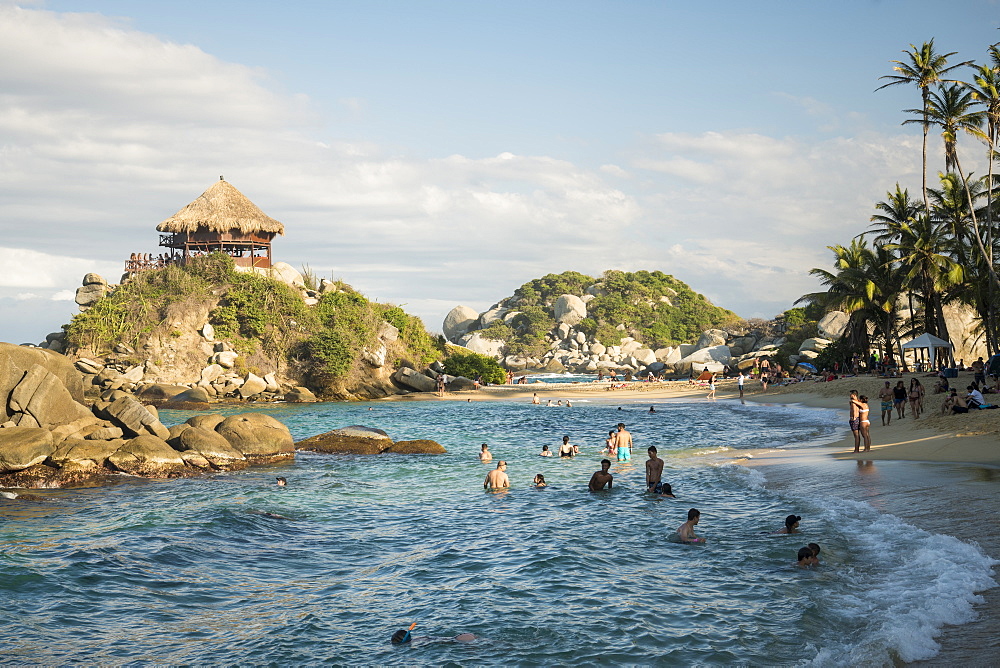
856, 395, 872, 452
908, 378, 924, 419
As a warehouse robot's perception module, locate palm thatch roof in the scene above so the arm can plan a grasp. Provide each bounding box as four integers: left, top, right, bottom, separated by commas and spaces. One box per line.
156, 179, 285, 235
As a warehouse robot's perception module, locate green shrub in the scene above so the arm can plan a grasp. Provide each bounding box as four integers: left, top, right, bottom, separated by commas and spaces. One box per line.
443, 351, 506, 384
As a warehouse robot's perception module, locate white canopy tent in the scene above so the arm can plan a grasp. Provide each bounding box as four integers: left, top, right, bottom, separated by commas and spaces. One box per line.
900, 333, 954, 370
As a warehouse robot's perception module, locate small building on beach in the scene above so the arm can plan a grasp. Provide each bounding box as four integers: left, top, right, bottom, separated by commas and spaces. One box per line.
126, 177, 285, 273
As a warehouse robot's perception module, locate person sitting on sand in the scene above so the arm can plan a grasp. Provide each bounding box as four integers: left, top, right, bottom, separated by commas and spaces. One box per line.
539, 445, 552, 457
588, 459, 614, 491
808, 543, 821, 566
484, 461, 509, 490
943, 389, 969, 414
479, 443, 493, 463
391, 623, 476, 646
559, 436, 575, 458
967, 385, 985, 409
533, 474, 547, 487
677, 508, 704, 543
776, 514, 801, 534
796, 546, 814, 568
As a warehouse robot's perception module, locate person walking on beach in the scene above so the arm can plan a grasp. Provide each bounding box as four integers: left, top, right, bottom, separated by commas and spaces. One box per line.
614, 423, 633, 462
909, 378, 924, 419
479, 443, 492, 463
738, 371, 745, 398
707, 374, 717, 400
484, 461, 509, 490
645, 446, 664, 493
588, 459, 614, 491
878, 381, 893, 426
848, 390, 861, 451
893, 381, 907, 419
677, 508, 704, 543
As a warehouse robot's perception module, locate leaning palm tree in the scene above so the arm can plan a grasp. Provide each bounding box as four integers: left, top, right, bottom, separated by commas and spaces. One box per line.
919, 83, 1000, 298
877, 40, 972, 212
863, 184, 923, 245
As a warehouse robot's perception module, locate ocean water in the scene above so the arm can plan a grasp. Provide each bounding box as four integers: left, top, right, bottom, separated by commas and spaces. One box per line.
0, 398, 996, 665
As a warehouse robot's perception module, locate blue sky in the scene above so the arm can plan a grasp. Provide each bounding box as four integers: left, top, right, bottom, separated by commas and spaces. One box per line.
1, 0, 999, 343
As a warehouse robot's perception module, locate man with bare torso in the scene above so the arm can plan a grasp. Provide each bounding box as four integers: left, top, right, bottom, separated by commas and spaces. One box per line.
479, 443, 492, 463
484, 461, 509, 490
615, 423, 632, 462
848, 389, 861, 451
877, 381, 894, 426
645, 446, 664, 493
588, 459, 614, 491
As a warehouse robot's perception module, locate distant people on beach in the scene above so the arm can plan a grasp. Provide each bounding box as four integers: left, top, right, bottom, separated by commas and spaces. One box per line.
893, 381, 907, 419
943, 389, 969, 414
909, 378, 924, 419
615, 423, 633, 462
878, 381, 894, 425
588, 459, 614, 491
559, 436, 575, 458
484, 461, 509, 490
738, 371, 745, 398
539, 445, 552, 457
436, 376, 446, 397
645, 446, 664, 493
777, 514, 801, 534
479, 443, 492, 463
707, 374, 717, 400
677, 508, 704, 543
967, 385, 986, 409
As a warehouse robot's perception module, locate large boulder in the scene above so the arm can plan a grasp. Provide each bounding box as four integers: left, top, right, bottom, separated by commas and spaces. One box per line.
361, 344, 387, 368
269, 262, 306, 289
696, 329, 728, 349
75, 283, 106, 308
47, 438, 123, 470
8, 364, 93, 428
460, 332, 505, 359
817, 311, 849, 341
108, 435, 186, 476
176, 427, 247, 469
199, 364, 225, 384
100, 395, 171, 440
385, 439, 447, 454
285, 386, 319, 402
212, 351, 239, 369
478, 306, 507, 328
633, 348, 657, 366
167, 386, 211, 404
0, 427, 55, 472
378, 321, 399, 343
798, 338, 832, 353
83, 273, 107, 287
135, 383, 188, 403
393, 367, 437, 393
239, 373, 268, 399
186, 414, 226, 431
678, 345, 733, 367
655, 347, 681, 364
553, 294, 587, 326
215, 413, 294, 460
1, 342, 85, 411
448, 376, 478, 391
296, 425, 393, 455
443, 305, 479, 342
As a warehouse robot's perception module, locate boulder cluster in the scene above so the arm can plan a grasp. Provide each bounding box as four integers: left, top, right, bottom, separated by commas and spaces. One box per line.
390, 360, 479, 393
444, 287, 852, 376
295, 425, 446, 455
0, 342, 295, 487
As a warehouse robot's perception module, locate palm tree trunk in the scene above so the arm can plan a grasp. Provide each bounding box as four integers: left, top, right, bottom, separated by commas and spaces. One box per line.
954, 155, 1000, 291
922, 90, 931, 213
988, 138, 996, 355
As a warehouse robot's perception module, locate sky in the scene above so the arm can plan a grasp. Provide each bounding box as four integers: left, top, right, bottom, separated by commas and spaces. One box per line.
1, 0, 999, 344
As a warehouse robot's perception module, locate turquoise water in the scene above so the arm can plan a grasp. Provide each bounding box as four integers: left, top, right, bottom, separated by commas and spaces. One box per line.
1, 398, 995, 665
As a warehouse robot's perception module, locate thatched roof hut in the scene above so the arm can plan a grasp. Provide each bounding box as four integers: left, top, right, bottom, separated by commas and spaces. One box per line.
156, 178, 284, 269
157, 178, 285, 235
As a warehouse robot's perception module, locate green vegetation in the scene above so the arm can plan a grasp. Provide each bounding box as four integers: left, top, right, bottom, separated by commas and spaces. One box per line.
66, 252, 444, 391
442, 351, 506, 384
500, 269, 738, 355
802, 40, 1000, 366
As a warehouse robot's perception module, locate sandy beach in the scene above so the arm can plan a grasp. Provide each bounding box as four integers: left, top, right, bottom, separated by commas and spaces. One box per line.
449, 371, 1000, 468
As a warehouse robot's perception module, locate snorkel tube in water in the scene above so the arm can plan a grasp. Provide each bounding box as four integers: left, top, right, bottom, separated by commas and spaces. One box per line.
391, 622, 418, 644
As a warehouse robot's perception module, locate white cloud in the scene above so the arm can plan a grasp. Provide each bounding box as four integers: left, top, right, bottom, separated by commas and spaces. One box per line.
0, 247, 121, 288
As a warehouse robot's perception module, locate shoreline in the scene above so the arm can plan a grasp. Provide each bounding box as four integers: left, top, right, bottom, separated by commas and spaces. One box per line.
437, 372, 1000, 468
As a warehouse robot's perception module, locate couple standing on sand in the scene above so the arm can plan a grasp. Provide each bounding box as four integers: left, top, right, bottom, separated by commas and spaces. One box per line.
848, 389, 872, 453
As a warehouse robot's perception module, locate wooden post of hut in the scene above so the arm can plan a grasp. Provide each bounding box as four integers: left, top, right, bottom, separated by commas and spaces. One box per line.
156, 177, 285, 269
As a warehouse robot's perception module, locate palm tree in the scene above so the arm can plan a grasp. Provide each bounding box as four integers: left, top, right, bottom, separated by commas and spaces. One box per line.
877, 40, 972, 212
863, 184, 923, 245
799, 240, 905, 364
887, 213, 964, 352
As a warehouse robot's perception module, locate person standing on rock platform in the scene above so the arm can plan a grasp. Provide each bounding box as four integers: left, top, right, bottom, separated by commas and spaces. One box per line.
615, 423, 632, 462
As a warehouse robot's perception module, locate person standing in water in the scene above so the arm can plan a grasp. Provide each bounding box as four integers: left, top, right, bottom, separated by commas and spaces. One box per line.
677, 508, 704, 543
479, 443, 493, 463
588, 459, 614, 491
615, 423, 632, 462
645, 446, 664, 493
558, 435, 575, 458
484, 461, 509, 490
707, 374, 717, 400
531, 393, 540, 405
604, 430, 617, 458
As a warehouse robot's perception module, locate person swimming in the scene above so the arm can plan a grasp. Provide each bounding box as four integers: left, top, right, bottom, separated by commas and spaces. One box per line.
677, 508, 704, 543
657, 482, 675, 498
808, 542, 821, 566
391, 622, 475, 646
539, 444, 552, 457
275, 477, 287, 487
796, 546, 814, 568
777, 514, 801, 534
533, 474, 547, 487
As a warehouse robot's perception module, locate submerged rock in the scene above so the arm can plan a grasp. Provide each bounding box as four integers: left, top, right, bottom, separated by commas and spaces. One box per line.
385, 439, 447, 454
296, 425, 393, 455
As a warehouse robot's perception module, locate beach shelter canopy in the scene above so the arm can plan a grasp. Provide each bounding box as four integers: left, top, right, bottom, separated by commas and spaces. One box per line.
696, 369, 713, 381
900, 333, 953, 350
156, 179, 285, 236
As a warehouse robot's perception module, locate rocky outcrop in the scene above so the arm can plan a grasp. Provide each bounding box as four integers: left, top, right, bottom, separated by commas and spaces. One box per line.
284, 386, 318, 402
107, 435, 186, 476
0, 428, 54, 472
74, 273, 108, 310
393, 367, 437, 392
385, 439, 447, 454
553, 294, 587, 326
215, 413, 294, 461
296, 425, 393, 455
458, 332, 505, 359
817, 311, 849, 340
